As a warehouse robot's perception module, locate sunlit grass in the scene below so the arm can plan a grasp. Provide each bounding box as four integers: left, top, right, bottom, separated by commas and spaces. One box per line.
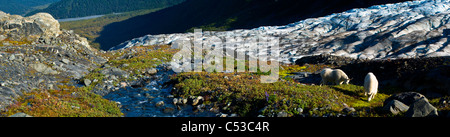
171, 71, 395, 117
2, 85, 123, 117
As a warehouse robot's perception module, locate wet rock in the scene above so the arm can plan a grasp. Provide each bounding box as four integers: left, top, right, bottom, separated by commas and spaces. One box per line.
133, 93, 142, 98
156, 101, 164, 107
182, 98, 188, 105
196, 104, 206, 111
173, 98, 178, 105
191, 96, 204, 106
164, 107, 175, 113
176, 97, 184, 105
144, 93, 154, 99
146, 68, 158, 75
130, 79, 147, 88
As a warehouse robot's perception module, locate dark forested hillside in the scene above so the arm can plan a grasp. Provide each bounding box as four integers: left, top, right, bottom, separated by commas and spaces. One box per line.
0, 0, 59, 15
95, 0, 410, 50
26, 0, 185, 19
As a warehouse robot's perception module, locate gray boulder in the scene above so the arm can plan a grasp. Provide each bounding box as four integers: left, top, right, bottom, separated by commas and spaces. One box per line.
0, 11, 61, 41
61, 58, 70, 64
146, 68, 158, 75
84, 79, 92, 86
0, 86, 19, 98
29, 63, 59, 75
384, 92, 425, 106
405, 97, 438, 117
383, 99, 409, 115
100, 67, 127, 78
0, 86, 19, 109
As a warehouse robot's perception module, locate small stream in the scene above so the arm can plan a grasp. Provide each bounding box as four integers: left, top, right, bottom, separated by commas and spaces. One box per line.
103, 65, 217, 117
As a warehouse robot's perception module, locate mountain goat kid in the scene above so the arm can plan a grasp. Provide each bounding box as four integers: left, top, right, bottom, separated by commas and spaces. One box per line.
364, 72, 378, 101
320, 68, 350, 86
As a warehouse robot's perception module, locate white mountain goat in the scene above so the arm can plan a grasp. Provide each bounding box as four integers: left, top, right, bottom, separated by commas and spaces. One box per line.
364, 72, 378, 101
320, 68, 350, 86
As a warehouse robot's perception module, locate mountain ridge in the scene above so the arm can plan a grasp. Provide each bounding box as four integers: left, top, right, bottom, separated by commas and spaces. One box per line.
0, 0, 59, 15
26, 0, 186, 19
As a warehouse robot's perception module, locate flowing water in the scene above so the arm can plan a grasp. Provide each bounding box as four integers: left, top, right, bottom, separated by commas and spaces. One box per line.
103, 65, 217, 117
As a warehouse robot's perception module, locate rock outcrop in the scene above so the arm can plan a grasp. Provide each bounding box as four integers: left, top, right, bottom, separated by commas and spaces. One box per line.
0, 11, 106, 109
405, 97, 439, 117
0, 11, 60, 42
383, 99, 410, 115
0, 11, 94, 51
383, 92, 439, 117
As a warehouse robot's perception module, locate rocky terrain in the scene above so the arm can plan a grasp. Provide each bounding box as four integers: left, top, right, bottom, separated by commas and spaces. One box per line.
0, 0, 449, 117
0, 11, 107, 111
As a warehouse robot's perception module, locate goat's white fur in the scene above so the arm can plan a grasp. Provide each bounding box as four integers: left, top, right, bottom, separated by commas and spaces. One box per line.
364, 72, 378, 101
320, 68, 350, 86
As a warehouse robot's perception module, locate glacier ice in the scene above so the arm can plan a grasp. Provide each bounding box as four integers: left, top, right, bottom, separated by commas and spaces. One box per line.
111, 0, 450, 64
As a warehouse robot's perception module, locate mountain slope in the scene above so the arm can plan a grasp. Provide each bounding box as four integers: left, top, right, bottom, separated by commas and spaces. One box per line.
0, 0, 59, 15
26, 0, 185, 19
96, 0, 409, 50
112, 0, 450, 63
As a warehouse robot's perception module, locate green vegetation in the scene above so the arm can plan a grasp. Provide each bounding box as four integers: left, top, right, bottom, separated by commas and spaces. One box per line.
108, 45, 179, 75
80, 68, 106, 90
171, 69, 392, 117
0, 38, 33, 46
170, 64, 449, 117
3, 85, 123, 117
279, 64, 333, 80
27, 0, 186, 19
1, 45, 178, 117
1, 39, 447, 117
430, 96, 450, 116
187, 17, 238, 32
60, 9, 162, 49
79, 45, 178, 92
